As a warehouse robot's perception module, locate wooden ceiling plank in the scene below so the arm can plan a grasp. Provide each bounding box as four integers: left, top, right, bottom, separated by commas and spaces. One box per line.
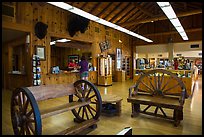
117, 8, 140, 26
89, 2, 101, 14
115, 6, 136, 24
119, 9, 202, 27
97, 2, 113, 18
109, 3, 132, 23
104, 2, 122, 20
132, 2, 154, 17
80, 2, 88, 9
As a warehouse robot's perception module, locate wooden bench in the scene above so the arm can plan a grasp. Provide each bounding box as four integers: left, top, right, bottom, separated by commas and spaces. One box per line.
10, 80, 102, 135
127, 69, 188, 126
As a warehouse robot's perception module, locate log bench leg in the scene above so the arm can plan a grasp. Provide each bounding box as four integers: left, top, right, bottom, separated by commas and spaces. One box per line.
131, 103, 140, 117
173, 108, 183, 127
116, 101, 122, 116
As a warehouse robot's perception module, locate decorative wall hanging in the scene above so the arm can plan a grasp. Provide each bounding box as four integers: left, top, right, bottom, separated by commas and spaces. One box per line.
35, 22, 48, 39
68, 14, 90, 37
99, 41, 111, 53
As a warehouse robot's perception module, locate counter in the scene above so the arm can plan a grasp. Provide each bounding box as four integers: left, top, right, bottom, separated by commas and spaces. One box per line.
42, 71, 97, 85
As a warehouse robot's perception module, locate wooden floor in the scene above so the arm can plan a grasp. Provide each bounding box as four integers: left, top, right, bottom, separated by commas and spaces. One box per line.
2, 75, 202, 135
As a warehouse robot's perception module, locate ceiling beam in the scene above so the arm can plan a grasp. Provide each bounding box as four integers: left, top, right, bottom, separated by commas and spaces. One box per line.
119, 9, 202, 27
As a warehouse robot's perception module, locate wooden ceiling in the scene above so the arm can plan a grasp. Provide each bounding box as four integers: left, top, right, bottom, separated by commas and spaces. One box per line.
66, 2, 202, 44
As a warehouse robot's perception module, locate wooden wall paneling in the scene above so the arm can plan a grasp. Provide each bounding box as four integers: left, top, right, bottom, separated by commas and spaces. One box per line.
3, 2, 134, 88
61, 11, 67, 34
24, 2, 33, 25
46, 34, 51, 74
15, 2, 23, 24
55, 9, 60, 34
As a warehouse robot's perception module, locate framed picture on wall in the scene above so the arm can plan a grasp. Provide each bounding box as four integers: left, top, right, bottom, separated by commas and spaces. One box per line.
36, 46, 46, 60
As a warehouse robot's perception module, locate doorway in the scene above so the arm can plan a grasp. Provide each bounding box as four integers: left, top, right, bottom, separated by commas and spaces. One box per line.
2, 28, 29, 90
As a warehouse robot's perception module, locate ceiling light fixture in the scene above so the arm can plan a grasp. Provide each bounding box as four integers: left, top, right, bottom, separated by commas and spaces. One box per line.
157, 2, 188, 41
50, 38, 71, 45
47, 2, 153, 43
56, 38, 71, 42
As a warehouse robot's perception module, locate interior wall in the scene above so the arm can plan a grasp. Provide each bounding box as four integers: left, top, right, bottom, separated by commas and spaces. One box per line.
2, 2, 134, 86
136, 41, 202, 54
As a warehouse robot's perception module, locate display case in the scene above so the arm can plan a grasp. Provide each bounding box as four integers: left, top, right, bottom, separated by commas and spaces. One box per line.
122, 56, 131, 79
97, 56, 112, 86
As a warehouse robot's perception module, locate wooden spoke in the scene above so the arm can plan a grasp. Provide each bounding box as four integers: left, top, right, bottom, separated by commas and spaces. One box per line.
27, 122, 35, 134
84, 84, 90, 96
147, 75, 156, 91
87, 94, 96, 100
160, 73, 165, 89
23, 99, 29, 114
74, 88, 83, 100
26, 109, 33, 117
163, 83, 180, 93
140, 81, 154, 93
27, 117, 35, 123
157, 73, 161, 90
85, 88, 93, 98
153, 73, 157, 90
25, 125, 31, 135
17, 94, 23, 111
84, 106, 89, 120
90, 101, 97, 104
77, 107, 82, 116
81, 107, 85, 119
86, 105, 94, 117
87, 104, 97, 113
161, 77, 173, 91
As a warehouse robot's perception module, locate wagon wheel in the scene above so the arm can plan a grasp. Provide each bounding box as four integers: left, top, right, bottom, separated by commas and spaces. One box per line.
11, 87, 42, 135
134, 69, 187, 101
69, 80, 102, 122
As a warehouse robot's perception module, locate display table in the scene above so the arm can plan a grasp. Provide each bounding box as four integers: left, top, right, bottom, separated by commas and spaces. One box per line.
101, 94, 123, 116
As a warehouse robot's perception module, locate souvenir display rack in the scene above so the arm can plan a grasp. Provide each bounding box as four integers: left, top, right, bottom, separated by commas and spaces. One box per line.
32, 55, 41, 86
97, 55, 112, 86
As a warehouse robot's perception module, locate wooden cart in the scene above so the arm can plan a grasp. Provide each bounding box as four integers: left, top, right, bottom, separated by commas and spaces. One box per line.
10, 80, 102, 135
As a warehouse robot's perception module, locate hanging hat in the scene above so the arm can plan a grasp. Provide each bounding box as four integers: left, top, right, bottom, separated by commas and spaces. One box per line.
35, 22, 48, 39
